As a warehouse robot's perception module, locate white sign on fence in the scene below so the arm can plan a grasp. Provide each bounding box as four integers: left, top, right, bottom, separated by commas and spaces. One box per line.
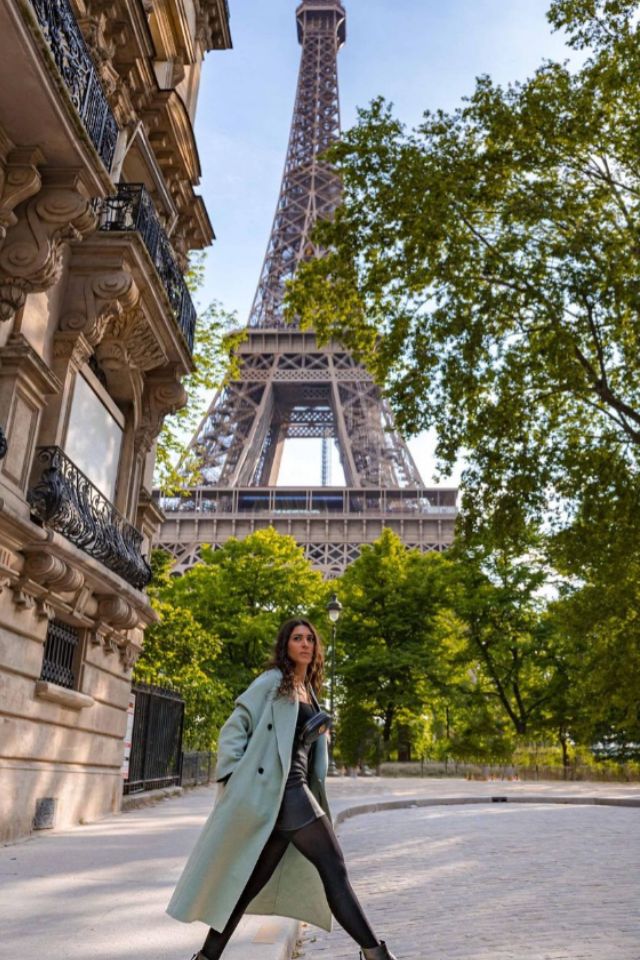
121, 692, 136, 779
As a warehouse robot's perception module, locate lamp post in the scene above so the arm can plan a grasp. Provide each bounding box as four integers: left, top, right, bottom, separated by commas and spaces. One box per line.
326, 592, 342, 776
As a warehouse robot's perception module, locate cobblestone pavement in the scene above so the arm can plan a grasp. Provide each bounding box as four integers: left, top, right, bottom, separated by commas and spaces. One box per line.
295, 802, 640, 960
1, 779, 638, 960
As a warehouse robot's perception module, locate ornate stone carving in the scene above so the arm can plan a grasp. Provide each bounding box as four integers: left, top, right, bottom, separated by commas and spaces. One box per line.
35, 598, 55, 621
77, 13, 121, 97
0, 546, 19, 593
89, 620, 116, 653
52, 331, 94, 368
23, 551, 85, 593
136, 373, 188, 454
0, 177, 96, 322
0, 147, 45, 247
60, 269, 139, 347
96, 306, 167, 374
12, 585, 36, 610
97, 595, 138, 629
119, 639, 141, 671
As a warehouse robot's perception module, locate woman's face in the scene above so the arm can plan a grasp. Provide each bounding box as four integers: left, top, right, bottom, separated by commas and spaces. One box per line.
287, 623, 315, 672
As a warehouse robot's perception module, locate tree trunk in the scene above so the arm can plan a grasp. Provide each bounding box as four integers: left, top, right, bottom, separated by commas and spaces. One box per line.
383, 703, 394, 759
559, 729, 570, 780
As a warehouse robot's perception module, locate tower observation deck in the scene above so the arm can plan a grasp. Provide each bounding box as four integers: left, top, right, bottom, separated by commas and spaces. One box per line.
156, 1, 457, 576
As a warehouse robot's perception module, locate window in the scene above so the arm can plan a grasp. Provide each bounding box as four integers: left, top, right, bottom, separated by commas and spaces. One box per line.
64, 369, 124, 502
40, 619, 80, 690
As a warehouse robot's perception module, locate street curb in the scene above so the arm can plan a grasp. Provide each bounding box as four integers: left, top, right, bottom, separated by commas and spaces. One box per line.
121, 785, 183, 811
332, 793, 640, 826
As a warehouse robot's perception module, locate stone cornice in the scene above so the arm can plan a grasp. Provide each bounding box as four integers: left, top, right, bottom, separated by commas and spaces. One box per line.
146, 88, 201, 183
0, 333, 62, 398
199, 0, 232, 52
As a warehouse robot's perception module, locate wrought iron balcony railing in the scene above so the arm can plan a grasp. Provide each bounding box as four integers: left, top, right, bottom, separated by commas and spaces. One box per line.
97, 184, 197, 352
30, 0, 118, 171
28, 446, 152, 590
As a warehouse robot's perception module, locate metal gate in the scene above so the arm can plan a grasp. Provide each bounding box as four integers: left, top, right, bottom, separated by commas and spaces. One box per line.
123, 683, 185, 794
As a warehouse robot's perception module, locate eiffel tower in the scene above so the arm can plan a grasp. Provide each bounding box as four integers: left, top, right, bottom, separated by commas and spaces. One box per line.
157, 0, 457, 576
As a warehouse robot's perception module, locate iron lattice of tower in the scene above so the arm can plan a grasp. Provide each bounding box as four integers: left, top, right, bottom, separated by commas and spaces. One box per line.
157, 0, 457, 576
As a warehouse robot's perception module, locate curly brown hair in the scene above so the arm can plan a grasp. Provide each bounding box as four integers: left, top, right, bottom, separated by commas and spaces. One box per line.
265, 618, 325, 700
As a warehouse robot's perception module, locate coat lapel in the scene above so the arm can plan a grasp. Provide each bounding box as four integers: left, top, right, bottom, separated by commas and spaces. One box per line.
271, 690, 297, 774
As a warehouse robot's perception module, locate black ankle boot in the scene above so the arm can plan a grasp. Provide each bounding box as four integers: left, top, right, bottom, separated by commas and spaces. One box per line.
360, 941, 398, 960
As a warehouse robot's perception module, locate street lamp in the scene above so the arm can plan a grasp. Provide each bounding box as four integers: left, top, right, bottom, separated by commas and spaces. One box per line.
326, 592, 342, 776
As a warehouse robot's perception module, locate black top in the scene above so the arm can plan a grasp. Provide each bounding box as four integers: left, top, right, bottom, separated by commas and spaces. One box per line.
284, 700, 318, 788
275, 698, 325, 832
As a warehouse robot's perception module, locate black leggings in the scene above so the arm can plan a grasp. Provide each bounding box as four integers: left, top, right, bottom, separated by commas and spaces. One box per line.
201, 814, 378, 958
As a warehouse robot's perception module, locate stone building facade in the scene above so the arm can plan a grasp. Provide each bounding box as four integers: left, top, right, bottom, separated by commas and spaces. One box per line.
0, 0, 231, 841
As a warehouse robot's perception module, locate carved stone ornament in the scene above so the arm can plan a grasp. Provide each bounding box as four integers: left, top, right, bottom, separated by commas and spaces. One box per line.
60, 269, 139, 347
96, 306, 167, 373
12, 585, 36, 610
36, 598, 55, 622
136, 374, 188, 455
96, 595, 138, 629
119, 639, 141, 671
0, 146, 45, 247
0, 546, 19, 592
53, 331, 94, 369
22, 551, 85, 593
0, 178, 97, 322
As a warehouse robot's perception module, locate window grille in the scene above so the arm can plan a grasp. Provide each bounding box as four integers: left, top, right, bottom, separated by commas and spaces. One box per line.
40, 619, 80, 689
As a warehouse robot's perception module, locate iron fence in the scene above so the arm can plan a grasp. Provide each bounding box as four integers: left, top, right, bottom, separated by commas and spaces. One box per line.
97, 183, 197, 352
124, 683, 185, 794
181, 751, 214, 787
30, 0, 118, 170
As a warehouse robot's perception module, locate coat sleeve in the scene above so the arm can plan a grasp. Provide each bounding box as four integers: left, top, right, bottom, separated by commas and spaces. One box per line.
214, 703, 253, 782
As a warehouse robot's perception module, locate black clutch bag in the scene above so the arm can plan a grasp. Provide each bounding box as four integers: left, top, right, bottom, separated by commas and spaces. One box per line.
299, 710, 333, 747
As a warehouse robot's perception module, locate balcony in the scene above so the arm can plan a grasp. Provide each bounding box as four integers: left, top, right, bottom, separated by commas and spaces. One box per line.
97, 184, 197, 352
28, 447, 152, 590
29, 0, 118, 171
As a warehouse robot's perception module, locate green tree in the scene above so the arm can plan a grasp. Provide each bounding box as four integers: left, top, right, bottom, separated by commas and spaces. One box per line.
449, 546, 573, 751
335, 529, 461, 759
165, 528, 329, 696
287, 0, 640, 572
134, 552, 230, 750
548, 567, 640, 758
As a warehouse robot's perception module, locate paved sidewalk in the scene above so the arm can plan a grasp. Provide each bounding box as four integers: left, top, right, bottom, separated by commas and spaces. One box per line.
297, 800, 640, 960
0, 778, 638, 960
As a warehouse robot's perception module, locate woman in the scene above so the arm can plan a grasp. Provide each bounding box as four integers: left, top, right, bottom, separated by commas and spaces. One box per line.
167, 618, 397, 960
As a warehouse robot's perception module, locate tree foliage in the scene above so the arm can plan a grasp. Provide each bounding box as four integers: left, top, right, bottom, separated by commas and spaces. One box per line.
287, 0, 640, 570
448, 544, 574, 748
134, 552, 230, 750
285, 1, 640, 759
334, 529, 462, 757
158, 528, 329, 696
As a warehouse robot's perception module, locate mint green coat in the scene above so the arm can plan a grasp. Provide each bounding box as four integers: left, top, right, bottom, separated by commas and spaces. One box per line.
166, 668, 333, 932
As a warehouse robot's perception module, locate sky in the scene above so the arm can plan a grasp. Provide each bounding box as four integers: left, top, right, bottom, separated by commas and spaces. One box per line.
190, 0, 573, 488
